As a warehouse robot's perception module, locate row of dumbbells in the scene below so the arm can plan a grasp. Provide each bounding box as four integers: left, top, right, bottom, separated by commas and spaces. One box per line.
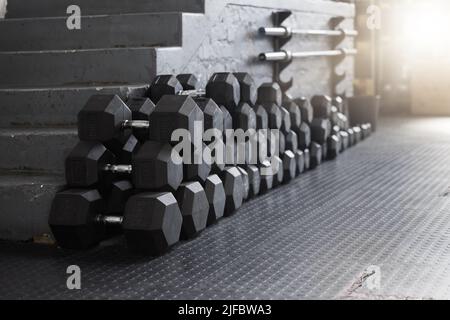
49, 72, 372, 256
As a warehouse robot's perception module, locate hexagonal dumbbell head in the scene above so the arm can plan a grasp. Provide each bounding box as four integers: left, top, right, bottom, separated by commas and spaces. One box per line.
132, 141, 183, 191
311, 95, 332, 119
49, 189, 106, 249
282, 150, 296, 184
177, 74, 199, 90
311, 118, 331, 144
220, 167, 244, 216
261, 103, 282, 129
272, 155, 284, 187
332, 96, 345, 113
78, 94, 132, 143
65, 141, 116, 188
124, 192, 182, 255
253, 104, 269, 130
206, 73, 240, 111
303, 148, 311, 170
285, 130, 298, 152
353, 126, 362, 143
204, 175, 226, 226
237, 167, 250, 201
106, 180, 134, 214
175, 182, 209, 240
295, 122, 311, 151
294, 97, 313, 125
361, 123, 372, 139
279, 106, 292, 133
149, 95, 204, 145
149, 74, 183, 103
321, 142, 328, 161
233, 103, 257, 131
233, 72, 257, 106
194, 97, 224, 132
339, 131, 350, 151
242, 165, 260, 198
257, 82, 282, 106
295, 150, 305, 176
126, 97, 155, 142
284, 100, 302, 129
347, 128, 355, 146
310, 142, 322, 169
259, 160, 274, 194
327, 135, 340, 160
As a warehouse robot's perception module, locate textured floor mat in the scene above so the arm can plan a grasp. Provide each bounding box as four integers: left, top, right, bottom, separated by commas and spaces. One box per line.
1, 117, 450, 300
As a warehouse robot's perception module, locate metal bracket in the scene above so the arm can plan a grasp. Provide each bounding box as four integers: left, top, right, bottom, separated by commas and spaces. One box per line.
271, 10, 293, 94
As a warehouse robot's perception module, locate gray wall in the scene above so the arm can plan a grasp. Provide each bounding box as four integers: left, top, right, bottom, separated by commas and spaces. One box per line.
158, 0, 355, 99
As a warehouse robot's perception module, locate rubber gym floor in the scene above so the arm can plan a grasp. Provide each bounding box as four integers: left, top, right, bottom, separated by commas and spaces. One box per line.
1, 116, 450, 300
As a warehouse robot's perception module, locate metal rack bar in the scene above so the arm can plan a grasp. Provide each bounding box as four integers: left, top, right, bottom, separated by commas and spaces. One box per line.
259, 27, 358, 38
259, 48, 358, 62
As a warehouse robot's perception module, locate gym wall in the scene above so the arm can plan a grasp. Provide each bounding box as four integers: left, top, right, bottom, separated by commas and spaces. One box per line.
157, 0, 356, 99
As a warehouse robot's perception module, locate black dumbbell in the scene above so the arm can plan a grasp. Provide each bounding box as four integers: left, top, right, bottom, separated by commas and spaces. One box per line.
150, 72, 240, 111
78, 94, 202, 146
65, 140, 183, 191
49, 189, 182, 255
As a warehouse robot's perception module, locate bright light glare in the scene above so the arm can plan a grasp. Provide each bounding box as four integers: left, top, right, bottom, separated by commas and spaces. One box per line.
401, 0, 450, 57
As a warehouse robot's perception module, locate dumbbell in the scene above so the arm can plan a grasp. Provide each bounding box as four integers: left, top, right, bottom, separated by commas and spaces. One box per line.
65, 140, 184, 192
311, 95, 338, 164
78, 94, 203, 145
257, 83, 297, 184
150, 73, 239, 110
49, 189, 182, 255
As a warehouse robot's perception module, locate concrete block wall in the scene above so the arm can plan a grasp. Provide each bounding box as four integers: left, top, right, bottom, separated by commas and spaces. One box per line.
0, 0, 355, 241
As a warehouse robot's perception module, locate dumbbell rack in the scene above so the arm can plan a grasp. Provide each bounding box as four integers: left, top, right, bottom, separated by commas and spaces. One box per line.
259, 10, 357, 97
